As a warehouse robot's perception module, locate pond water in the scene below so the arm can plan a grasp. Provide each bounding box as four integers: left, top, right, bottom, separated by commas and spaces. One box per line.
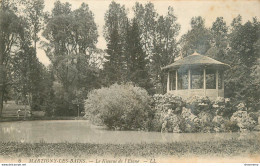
0, 120, 259, 144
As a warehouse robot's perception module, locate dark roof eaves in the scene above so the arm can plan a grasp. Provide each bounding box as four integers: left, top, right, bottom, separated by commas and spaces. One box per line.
162, 63, 230, 70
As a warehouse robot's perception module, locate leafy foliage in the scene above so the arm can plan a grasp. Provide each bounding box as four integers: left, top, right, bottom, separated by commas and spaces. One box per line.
152, 94, 257, 133
124, 19, 153, 93
225, 17, 260, 111
134, 4, 180, 93
1, 1, 259, 121
180, 16, 211, 56
84, 84, 153, 130
102, 2, 127, 85
103, 22, 124, 84
42, 1, 100, 116
0, 0, 42, 115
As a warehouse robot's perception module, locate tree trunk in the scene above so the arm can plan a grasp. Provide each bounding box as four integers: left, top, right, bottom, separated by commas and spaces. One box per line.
0, 31, 4, 118
0, 88, 3, 118
0, 64, 4, 118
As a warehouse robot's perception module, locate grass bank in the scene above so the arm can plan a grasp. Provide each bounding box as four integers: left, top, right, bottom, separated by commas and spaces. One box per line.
0, 116, 84, 122
0, 139, 259, 158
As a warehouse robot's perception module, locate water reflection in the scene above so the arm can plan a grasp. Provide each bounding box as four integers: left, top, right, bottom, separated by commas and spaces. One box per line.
0, 120, 259, 144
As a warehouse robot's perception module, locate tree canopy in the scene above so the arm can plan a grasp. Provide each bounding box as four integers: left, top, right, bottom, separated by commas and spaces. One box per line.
0, 1, 259, 117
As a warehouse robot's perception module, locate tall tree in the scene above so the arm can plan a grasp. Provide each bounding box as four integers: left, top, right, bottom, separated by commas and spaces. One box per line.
10, 42, 41, 108
103, 24, 124, 84
133, 2, 158, 57
225, 16, 260, 110
125, 19, 152, 92
42, 1, 99, 115
151, 7, 180, 93
103, 1, 128, 44
16, 0, 45, 110
207, 17, 228, 61
0, 0, 24, 117
134, 3, 180, 93
43, 1, 98, 90
103, 1, 127, 85
180, 16, 211, 56
24, 0, 44, 52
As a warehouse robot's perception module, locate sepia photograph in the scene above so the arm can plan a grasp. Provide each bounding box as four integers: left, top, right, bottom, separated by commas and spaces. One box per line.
0, 0, 260, 165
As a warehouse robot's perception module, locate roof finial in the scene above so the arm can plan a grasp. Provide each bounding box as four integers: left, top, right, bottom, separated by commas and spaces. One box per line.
192, 50, 200, 56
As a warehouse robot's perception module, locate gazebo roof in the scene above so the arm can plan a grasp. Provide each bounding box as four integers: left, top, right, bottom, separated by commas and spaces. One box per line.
162, 52, 230, 70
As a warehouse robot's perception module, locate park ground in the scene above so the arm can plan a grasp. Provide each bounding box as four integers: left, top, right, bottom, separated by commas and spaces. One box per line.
0, 138, 259, 163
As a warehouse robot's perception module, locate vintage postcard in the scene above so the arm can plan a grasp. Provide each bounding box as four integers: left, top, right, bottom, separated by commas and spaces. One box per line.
0, 0, 259, 165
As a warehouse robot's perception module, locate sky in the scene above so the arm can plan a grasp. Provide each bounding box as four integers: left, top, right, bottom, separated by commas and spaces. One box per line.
37, 0, 260, 66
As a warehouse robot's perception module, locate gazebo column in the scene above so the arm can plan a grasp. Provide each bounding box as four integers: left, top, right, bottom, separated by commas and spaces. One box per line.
203, 68, 206, 96
216, 70, 219, 97
167, 71, 170, 92
222, 72, 224, 91
188, 69, 191, 97
175, 70, 178, 90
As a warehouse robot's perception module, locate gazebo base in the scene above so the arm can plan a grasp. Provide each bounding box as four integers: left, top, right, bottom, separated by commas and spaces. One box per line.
168, 89, 224, 100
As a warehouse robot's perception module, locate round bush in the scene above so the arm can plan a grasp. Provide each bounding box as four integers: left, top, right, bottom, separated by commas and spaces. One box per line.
84, 83, 153, 130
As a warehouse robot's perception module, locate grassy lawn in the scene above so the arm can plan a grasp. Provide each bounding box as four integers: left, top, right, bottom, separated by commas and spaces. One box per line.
0, 138, 259, 158
1, 101, 84, 122
0, 116, 82, 122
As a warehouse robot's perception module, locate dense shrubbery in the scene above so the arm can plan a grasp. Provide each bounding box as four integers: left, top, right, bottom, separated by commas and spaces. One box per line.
151, 94, 184, 132
186, 96, 212, 115
230, 103, 257, 131
85, 84, 259, 132
84, 84, 153, 130
152, 95, 258, 133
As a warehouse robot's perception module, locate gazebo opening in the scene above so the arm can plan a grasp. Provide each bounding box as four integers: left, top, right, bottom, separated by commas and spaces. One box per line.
162, 52, 229, 99
191, 69, 203, 89
178, 69, 188, 90
206, 69, 216, 89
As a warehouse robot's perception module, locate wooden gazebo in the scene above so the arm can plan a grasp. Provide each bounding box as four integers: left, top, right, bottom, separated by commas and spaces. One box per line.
162, 52, 230, 99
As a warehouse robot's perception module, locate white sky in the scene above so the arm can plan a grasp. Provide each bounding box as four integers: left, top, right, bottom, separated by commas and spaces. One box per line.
37, 0, 260, 66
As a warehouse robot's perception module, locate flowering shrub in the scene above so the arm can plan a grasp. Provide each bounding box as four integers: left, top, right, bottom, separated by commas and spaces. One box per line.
197, 112, 214, 132
212, 97, 235, 118
212, 115, 226, 132
86, 87, 257, 133
198, 112, 213, 124
152, 94, 255, 133
248, 112, 259, 122
237, 103, 247, 111
84, 84, 153, 130
152, 94, 185, 132
181, 107, 200, 132
230, 111, 257, 131
149, 112, 163, 132
153, 94, 184, 114
161, 113, 181, 133
186, 96, 212, 115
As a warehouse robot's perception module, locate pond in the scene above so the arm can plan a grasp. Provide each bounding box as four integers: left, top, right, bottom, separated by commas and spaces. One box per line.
0, 120, 259, 144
